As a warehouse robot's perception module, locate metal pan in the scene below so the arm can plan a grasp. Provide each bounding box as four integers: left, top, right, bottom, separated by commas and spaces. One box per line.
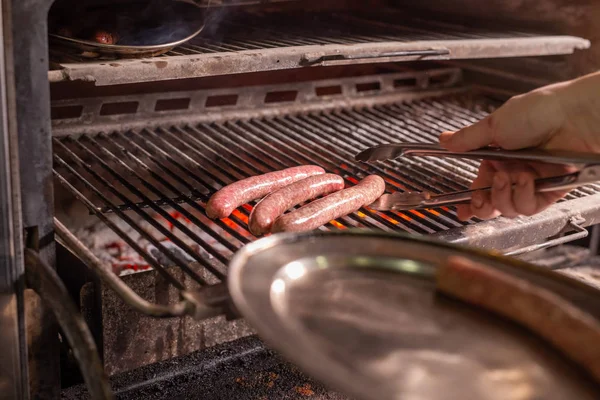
49, 27, 204, 59
228, 230, 600, 400
48, 1, 209, 59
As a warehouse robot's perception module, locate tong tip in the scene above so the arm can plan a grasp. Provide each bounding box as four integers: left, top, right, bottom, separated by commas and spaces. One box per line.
355, 148, 375, 162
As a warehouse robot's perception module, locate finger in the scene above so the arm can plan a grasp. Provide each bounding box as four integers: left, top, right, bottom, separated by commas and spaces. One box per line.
440, 90, 565, 154
527, 162, 574, 213
456, 204, 473, 221
512, 171, 538, 216
471, 190, 500, 220
491, 171, 519, 218
439, 115, 496, 152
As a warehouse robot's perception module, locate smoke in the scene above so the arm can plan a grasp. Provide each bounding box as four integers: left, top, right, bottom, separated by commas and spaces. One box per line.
49, 0, 210, 46
199, 4, 231, 43
115, 0, 207, 46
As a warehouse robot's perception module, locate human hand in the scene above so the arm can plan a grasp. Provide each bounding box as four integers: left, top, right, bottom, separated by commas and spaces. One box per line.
439, 71, 600, 221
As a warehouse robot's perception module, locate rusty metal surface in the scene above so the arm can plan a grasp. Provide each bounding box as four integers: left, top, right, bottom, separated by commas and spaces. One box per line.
48, 9, 589, 85
100, 264, 252, 376
24, 249, 113, 400
0, 0, 28, 396
434, 194, 600, 252
63, 335, 349, 400
50, 68, 464, 136
12, 0, 60, 396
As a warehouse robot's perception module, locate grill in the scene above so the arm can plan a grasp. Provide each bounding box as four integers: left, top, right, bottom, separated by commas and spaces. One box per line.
54, 93, 489, 286
6, 0, 600, 398
52, 70, 600, 290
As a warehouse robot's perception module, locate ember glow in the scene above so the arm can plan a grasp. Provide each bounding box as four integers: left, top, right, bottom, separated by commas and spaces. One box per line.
374, 212, 401, 225
346, 176, 359, 185
71, 204, 237, 277
329, 220, 346, 229
408, 210, 426, 219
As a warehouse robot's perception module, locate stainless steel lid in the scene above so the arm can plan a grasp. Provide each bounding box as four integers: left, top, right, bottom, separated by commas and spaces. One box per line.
228, 230, 600, 400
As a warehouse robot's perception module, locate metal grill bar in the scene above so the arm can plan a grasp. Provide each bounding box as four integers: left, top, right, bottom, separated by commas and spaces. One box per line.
53, 92, 600, 288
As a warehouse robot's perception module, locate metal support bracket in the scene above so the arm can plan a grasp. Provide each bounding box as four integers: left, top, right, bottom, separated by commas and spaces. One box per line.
504, 217, 588, 257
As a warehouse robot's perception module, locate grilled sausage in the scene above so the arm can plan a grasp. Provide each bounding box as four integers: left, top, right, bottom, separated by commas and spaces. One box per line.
272, 175, 385, 233
437, 256, 600, 383
206, 165, 326, 219
249, 174, 345, 236
94, 30, 118, 45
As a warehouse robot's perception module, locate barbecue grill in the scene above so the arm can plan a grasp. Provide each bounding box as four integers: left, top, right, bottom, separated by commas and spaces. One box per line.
2, 0, 600, 398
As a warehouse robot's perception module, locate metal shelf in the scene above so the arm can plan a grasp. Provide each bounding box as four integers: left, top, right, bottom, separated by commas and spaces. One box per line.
48, 9, 590, 86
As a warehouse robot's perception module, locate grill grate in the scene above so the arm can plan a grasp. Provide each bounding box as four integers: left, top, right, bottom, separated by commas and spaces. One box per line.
48, 9, 589, 85
173, 11, 540, 55
52, 92, 600, 286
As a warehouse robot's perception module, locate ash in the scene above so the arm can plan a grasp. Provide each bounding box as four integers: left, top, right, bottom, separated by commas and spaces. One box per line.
67, 204, 239, 277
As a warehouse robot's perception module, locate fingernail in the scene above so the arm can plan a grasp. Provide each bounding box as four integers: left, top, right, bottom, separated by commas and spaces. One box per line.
472, 192, 483, 209
493, 174, 507, 190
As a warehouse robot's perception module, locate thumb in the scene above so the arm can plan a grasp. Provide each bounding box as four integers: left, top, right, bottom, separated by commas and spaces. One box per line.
439, 116, 495, 152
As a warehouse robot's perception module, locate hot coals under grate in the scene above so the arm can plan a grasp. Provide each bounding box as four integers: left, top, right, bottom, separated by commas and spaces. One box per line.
52, 93, 600, 287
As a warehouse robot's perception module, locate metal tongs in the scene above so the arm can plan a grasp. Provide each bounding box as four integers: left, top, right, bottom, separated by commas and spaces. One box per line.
355, 143, 600, 211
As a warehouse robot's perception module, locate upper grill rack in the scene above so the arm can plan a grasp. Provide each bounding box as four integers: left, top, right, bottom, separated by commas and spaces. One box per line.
52, 80, 600, 289
48, 8, 590, 85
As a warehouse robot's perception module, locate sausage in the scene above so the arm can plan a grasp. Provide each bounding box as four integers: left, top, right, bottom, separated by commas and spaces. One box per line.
436, 256, 600, 383
94, 30, 118, 45
272, 175, 385, 233
248, 174, 345, 236
206, 165, 326, 219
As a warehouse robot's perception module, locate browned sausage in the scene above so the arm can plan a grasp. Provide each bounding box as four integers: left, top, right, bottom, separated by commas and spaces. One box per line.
94, 30, 118, 45
248, 174, 345, 236
437, 256, 600, 383
272, 175, 385, 233
206, 165, 326, 219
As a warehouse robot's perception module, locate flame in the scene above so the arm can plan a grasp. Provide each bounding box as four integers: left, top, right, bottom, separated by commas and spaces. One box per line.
356, 211, 367, 218
425, 208, 441, 216
346, 176, 359, 185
